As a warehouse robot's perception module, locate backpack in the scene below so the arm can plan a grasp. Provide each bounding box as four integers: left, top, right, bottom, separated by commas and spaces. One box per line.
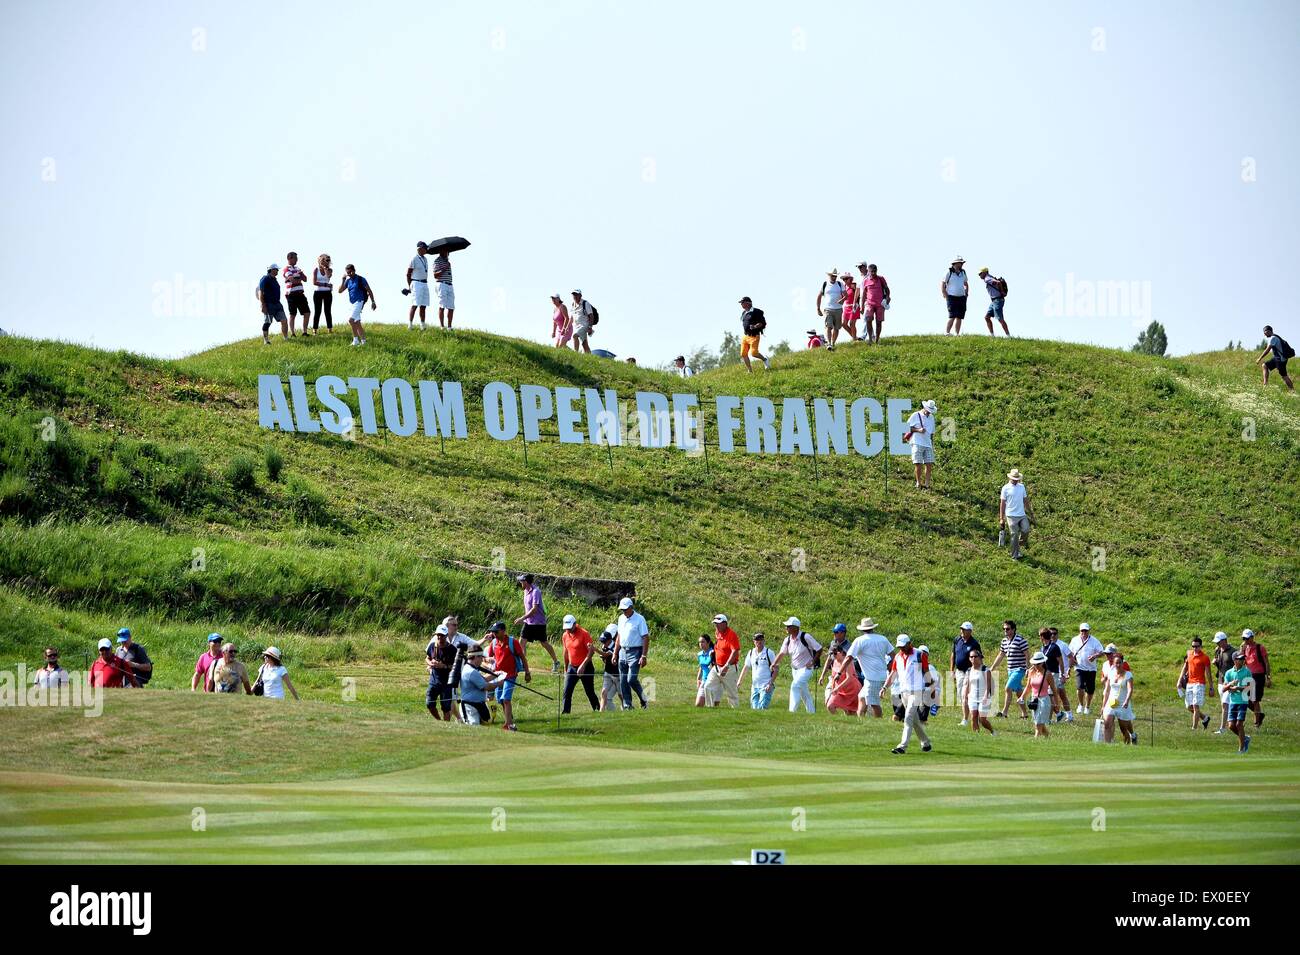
1277, 336, 1295, 359
587, 302, 600, 326
996, 276, 1009, 297
744, 307, 767, 336
797, 633, 822, 671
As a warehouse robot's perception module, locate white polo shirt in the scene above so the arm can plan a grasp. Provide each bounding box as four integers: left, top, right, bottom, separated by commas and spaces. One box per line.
944, 269, 967, 296
1001, 482, 1027, 517
907, 411, 935, 448
846, 632, 892, 682
1070, 634, 1105, 672
410, 255, 429, 281
616, 611, 649, 650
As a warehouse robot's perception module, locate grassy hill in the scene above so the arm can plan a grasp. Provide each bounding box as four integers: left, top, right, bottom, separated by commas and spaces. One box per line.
1, 328, 1297, 863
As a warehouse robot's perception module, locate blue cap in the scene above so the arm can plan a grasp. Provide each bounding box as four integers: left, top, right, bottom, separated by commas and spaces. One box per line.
116, 628, 131, 642
832, 623, 847, 634
207, 633, 223, 643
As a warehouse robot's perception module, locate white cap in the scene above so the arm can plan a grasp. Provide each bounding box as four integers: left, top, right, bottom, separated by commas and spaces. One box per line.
435, 624, 449, 636
712, 613, 729, 624
1079, 622, 1091, 631
960, 621, 973, 631
1103, 643, 1119, 653
918, 645, 930, 654
783, 617, 801, 628
97, 638, 112, 650
562, 614, 577, 629
1213, 631, 1228, 643
895, 634, 911, 647
572, 288, 583, 296
268, 263, 280, 271
1241, 628, 1255, 639
618, 597, 634, 610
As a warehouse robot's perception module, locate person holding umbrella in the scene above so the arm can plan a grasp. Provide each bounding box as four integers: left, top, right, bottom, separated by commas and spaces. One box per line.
432, 246, 454, 328
942, 256, 969, 335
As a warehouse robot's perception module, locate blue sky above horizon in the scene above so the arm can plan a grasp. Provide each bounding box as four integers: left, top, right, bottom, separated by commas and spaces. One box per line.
2, 0, 1297, 363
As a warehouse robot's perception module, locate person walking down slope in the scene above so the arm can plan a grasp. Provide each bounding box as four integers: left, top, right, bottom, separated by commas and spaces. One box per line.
560, 614, 600, 714
613, 597, 651, 710
739, 296, 770, 371
942, 256, 969, 335
989, 620, 1029, 719
739, 632, 778, 710
339, 264, 375, 346
703, 613, 741, 707
839, 270, 860, 343
258, 264, 288, 344
114, 628, 152, 688
1256, 325, 1295, 392
672, 355, 694, 378
772, 617, 822, 713
950, 622, 981, 726
965, 649, 996, 735
551, 294, 573, 348
883, 635, 932, 754
998, 468, 1035, 560
1238, 629, 1270, 728
846, 618, 892, 717
1019, 651, 1058, 738
825, 641, 863, 715
816, 268, 846, 350
1099, 647, 1137, 744
513, 574, 560, 673
978, 267, 1010, 336
905, 399, 937, 490
208, 642, 251, 695
1177, 636, 1214, 730
569, 290, 596, 354
858, 262, 890, 344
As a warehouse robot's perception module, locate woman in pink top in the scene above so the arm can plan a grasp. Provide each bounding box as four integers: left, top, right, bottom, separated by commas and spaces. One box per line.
861, 264, 890, 344
1018, 651, 1059, 738
826, 646, 862, 715
551, 294, 572, 348
840, 272, 859, 342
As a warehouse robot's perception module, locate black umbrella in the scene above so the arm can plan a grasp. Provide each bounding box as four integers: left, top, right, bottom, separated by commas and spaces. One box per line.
426, 236, 471, 253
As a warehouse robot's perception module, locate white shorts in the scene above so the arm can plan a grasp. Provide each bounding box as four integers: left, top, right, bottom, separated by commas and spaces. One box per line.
437, 282, 455, 309
412, 282, 430, 306
858, 678, 884, 707
911, 444, 935, 465
573, 323, 592, 342
1184, 684, 1206, 707
350, 300, 365, 321
967, 693, 992, 714
1103, 704, 1133, 722
1220, 689, 1231, 705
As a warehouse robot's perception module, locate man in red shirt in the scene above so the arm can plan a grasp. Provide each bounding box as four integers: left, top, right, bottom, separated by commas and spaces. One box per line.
703, 614, 741, 707
1239, 629, 1271, 728
561, 614, 599, 713
88, 639, 136, 688
190, 633, 223, 692
487, 621, 530, 732
1178, 637, 1213, 729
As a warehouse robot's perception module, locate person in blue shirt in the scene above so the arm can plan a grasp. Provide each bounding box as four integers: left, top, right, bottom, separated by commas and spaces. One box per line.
258, 264, 288, 344
458, 648, 504, 725
338, 264, 376, 347
694, 634, 715, 707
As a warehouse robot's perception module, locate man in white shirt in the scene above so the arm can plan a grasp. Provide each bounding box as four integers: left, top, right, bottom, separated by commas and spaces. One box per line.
1069, 622, 1105, 714
941, 256, 969, 335
846, 618, 892, 717
816, 268, 846, 350
771, 617, 822, 713
612, 597, 650, 710
32, 647, 70, 690
998, 468, 1034, 560
883, 635, 932, 754
739, 633, 778, 709
570, 290, 594, 354
406, 240, 430, 329
906, 399, 937, 490
672, 355, 694, 378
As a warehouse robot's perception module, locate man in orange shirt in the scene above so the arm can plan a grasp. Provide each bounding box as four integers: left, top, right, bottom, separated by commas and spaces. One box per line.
703, 613, 741, 707
561, 614, 599, 713
1178, 637, 1213, 730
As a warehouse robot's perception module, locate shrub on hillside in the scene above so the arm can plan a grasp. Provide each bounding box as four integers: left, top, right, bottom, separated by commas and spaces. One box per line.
285, 474, 329, 525
225, 455, 257, 492
264, 445, 284, 482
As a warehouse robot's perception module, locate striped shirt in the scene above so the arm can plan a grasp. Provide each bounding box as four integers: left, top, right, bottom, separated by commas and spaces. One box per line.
283, 265, 307, 294
1000, 633, 1029, 670
433, 254, 452, 285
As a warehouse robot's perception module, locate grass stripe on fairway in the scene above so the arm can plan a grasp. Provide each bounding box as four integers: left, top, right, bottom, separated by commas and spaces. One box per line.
2, 744, 1297, 864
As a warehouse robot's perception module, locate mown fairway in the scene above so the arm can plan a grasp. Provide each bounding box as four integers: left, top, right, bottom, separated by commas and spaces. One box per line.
0, 329, 1296, 862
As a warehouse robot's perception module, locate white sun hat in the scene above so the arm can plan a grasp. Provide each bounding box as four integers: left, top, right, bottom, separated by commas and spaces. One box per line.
262, 646, 282, 661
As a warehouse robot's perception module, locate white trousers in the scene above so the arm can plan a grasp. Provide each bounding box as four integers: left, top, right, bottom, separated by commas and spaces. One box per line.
899, 691, 931, 750
789, 666, 816, 713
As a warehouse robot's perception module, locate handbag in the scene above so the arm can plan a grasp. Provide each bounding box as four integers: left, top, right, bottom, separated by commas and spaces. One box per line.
252, 663, 265, 697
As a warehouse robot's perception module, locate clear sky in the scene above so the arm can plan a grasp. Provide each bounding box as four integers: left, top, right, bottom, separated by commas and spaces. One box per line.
3, 0, 1297, 362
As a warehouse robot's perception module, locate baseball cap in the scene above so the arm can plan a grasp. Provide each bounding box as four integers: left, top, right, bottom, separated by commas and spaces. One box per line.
783, 616, 801, 628
618, 597, 634, 610
918, 644, 930, 654
1103, 643, 1118, 654
97, 638, 112, 650
855, 260, 868, 268
467, 647, 485, 658
674, 355, 685, 362
1213, 632, 1228, 643
571, 288, 582, 296
207, 633, 223, 644
268, 263, 280, 271
979, 266, 990, 274
1079, 623, 1091, 631
895, 634, 911, 647
435, 624, 449, 636
738, 296, 752, 304
960, 621, 973, 631
1241, 629, 1255, 639
562, 614, 577, 629
117, 627, 131, 639
600, 627, 616, 642
1232, 650, 1245, 659
832, 623, 847, 634
488, 621, 506, 632
712, 613, 729, 624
